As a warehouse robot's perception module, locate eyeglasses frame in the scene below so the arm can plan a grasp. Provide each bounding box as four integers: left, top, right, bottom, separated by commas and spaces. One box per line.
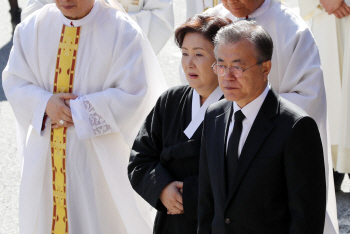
211, 60, 266, 77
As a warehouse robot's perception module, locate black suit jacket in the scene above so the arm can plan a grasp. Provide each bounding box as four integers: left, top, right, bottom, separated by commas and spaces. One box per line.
198, 89, 326, 234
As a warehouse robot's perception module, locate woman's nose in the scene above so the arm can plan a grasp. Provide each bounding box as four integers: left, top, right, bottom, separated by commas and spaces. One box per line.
187, 56, 195, 68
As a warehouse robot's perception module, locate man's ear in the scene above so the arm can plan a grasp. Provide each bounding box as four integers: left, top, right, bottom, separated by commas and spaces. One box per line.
262, 60, 271, 80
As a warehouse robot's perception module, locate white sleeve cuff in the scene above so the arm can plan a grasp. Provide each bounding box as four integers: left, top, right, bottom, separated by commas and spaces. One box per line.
71, 95, 118, 139
70, 96, 96, 140
31, 94, 52, 135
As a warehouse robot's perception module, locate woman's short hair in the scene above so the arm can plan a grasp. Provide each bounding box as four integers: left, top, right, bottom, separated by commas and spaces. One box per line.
175, 14, 232, 47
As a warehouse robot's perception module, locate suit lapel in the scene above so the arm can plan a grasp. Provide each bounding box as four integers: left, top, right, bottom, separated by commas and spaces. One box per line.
215, 101, 233, 201
226, 89, 280, 206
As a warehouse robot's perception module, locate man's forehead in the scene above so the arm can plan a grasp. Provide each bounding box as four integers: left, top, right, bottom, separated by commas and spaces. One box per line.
217, 40, 255, 62
217, 40, 254, 53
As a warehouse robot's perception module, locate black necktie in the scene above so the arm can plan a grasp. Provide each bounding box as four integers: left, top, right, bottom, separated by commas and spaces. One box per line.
226, 110, 246, 191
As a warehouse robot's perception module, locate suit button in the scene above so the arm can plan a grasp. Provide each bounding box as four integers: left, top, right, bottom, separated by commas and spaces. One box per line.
225, 218, 231, 224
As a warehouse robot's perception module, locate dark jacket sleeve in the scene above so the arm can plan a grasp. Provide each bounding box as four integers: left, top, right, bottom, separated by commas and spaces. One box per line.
197, 113, 214, 234
128, 93, 175, 211
284, 116, 326, 234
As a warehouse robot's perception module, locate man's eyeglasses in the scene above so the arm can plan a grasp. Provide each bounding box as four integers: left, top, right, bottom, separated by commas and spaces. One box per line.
211, 61, 265, 78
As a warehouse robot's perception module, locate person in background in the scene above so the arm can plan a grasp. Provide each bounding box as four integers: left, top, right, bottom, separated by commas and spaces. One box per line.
8, 0, 21, 32
298, 0, 350, 192
204, 0, 338, 232
128, 14, 231, 234
21, 0, 174, 54
2, 0, 167, 233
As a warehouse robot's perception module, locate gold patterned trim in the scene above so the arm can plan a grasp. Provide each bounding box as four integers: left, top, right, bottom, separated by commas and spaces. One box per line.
51, 25, 80, 234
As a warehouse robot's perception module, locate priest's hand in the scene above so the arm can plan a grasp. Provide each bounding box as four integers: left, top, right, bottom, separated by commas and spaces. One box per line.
159, 181, 184, 215
46, 93, 78, 129
332, 2, 350, 18
320, 0, 342, 14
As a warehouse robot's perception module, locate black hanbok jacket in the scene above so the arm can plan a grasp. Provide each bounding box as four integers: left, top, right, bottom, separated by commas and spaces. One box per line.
128, 85, 220, 234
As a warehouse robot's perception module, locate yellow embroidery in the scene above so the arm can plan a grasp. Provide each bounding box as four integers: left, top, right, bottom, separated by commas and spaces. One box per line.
51, 25, 80, 234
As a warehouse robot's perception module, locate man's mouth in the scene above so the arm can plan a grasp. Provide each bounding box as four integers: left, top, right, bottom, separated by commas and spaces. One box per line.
188, 73, 198, 79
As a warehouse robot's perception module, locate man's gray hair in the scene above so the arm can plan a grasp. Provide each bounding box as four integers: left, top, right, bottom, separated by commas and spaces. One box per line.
214, 20, 273, 62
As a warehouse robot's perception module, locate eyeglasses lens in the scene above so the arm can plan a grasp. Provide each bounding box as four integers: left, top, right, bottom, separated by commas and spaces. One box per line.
214, 65, 242, 77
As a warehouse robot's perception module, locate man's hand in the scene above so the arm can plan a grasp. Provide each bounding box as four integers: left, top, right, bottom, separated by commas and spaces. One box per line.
159, 181, 184, 215
46, 93, 78, 129
320, 0, 342, 14
332, 2, 350, 18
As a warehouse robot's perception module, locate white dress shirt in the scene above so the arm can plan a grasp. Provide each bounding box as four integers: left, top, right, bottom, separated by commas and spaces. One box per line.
226, 84, 270, 157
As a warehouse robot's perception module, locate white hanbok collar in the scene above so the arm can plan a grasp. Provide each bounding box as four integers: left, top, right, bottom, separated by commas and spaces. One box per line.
184, 86, 223, 139
237, 0, 271, 20
191, 89, 201, 121
60, 0, 100, 27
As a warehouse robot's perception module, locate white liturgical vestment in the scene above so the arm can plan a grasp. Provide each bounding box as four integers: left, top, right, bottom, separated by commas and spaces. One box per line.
21, 0, 174, 54
206, 1, 338, 233
299, 0, 350, 174
2, 1, 167, 233
186, 0, 221, 19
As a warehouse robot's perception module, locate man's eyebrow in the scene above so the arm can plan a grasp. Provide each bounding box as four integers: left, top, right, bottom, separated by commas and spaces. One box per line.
217, 58, 242, 63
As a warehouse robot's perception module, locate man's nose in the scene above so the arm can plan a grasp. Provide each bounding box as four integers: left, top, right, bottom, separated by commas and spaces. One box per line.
224, 68, 236, 80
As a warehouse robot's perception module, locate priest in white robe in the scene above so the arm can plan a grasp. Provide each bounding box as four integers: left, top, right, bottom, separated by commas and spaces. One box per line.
21, 0, 174, 54
2, 0, 167, 233
298, 0, 350, 179
204, 0, 338, 233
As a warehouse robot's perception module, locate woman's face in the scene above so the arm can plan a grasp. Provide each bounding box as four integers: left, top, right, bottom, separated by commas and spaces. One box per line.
181, 32, 218, 99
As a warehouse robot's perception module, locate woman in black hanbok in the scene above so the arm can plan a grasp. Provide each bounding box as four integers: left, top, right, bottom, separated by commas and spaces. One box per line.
128, 14, 232, 234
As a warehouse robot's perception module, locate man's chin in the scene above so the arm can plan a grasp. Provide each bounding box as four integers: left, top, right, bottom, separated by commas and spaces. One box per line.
62, 13, 81, 20
227, 8, 250, 18
223, 93, 238, 102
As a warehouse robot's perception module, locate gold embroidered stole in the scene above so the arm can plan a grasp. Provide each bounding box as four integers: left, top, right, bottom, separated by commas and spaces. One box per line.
50, 25, 80, 234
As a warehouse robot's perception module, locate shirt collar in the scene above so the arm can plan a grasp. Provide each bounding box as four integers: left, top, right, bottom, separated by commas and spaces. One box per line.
60, 0, 100, 27
192, 89, 201, 120
232, 84, 270, 124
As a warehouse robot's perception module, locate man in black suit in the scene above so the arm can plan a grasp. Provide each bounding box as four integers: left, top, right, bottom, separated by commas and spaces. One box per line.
198, 20, 326, 234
